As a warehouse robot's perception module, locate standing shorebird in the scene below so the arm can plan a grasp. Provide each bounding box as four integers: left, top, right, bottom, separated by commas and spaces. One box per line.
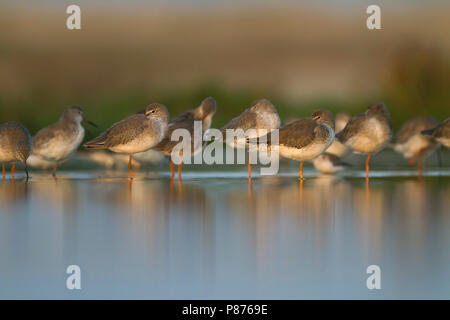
311, 111, 350, 175
84, 103, 169, 180
250, 110, 334, 180
278, 110, 334, 180
153, 97, 217, 181
220, 99, 280, 178
312, 152, 350, 174
336, 102, 393, 179
392, 116, 439, 172
0, 122, 32, 181
31, 105, 97, 177
422, 118, 450, 148
326, 111, 350, 157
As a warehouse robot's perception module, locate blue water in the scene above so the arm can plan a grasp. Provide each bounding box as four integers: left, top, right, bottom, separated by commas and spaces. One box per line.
0, 167, 450, 299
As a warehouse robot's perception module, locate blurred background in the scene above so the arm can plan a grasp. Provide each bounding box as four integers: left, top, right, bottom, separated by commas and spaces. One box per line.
0, 0, 449, 140
1, 1, 450, 299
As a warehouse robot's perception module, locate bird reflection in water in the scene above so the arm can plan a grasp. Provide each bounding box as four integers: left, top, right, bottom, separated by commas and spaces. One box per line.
0, 178, 29, 207
1, 169, 450, 298
351, 179, 389, 261
30, 174, 80, 214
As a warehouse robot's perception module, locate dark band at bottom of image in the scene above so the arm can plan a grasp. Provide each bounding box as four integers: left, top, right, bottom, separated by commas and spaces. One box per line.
1, 300, 445, 317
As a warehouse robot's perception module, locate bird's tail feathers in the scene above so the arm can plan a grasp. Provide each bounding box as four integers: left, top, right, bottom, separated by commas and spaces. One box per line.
83, 137, 107, 149
246, 133, 273, 149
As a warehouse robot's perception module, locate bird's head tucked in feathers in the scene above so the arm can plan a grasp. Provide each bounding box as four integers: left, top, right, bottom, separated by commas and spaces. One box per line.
249, 99, 277, 114
194, 97, 217, 120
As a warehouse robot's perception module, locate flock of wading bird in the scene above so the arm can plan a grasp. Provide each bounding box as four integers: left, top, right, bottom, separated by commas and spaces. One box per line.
0, 97, 449, 182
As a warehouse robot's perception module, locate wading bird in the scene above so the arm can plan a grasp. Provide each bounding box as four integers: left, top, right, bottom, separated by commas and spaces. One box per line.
336, 102, 392, 179
422, 118, 450, 148
220, 99, 280, 179
31, 105, 97, 177
153, 97, 217, 181
0, 122, 32, 181
392, 116, 439, 173
84, 103, 169, 180
250, 110, 334, 180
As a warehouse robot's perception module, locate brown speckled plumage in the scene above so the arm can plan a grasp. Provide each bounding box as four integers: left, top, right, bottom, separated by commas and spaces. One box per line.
0, 122, 32, 162
335, 102, 392, 179
84, 103, 169, 180
257, 109, 334, 150
220, 99, 280, 136
393, 116, 438, 145
0, 121, 32, 178
422, 118, 450, 148
85, 114, 154, 149
84, 103, 169, 153
154, 97, 217, 155
336, 102, 392, 154
391, 116, 440, 167
32, 105, 96, 174
312, 152, 350, 174
284, 110, 333, 147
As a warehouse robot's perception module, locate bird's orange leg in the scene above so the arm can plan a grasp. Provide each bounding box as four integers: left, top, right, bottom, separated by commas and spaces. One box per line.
11, 162, 16, 182
417, 155, 425, 175
2, 162, 5, 182
170, 159, 175, 181
365, 154, 371, 180
299, 160, 304, 180
178, 161, 182, 183
409, 146, 428, 166
52, 164, 58, 178
299, 178, 304, 200
248, 152, 252, 179
128, 155, 133, 180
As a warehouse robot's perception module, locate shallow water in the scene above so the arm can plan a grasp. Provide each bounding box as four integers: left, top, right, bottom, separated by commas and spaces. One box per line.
1, 168, 450, 299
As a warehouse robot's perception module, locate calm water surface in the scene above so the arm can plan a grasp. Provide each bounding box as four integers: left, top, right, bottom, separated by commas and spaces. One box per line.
1, 168, 450, 299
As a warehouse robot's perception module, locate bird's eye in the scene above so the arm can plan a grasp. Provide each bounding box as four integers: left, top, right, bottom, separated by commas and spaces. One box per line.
151, 110, 156, 114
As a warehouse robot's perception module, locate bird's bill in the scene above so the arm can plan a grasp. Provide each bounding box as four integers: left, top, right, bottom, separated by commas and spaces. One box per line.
83, 117, 98, 128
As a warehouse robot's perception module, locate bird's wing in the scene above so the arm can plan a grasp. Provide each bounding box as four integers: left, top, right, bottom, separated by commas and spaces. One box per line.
32, 123, 61, 153
167, 111, 195, 132
153, 112, 195, 154
84, 114, 146, 149
278, 118, 317, 149
393, 117, 438, 144
335, 113, 366, 143
392, 120, 415, 144
220, 110, 257, 134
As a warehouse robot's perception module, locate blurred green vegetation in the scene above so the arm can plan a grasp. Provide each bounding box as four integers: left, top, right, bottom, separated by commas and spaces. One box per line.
1, 4, 449, 143
0, 81, 367, 142
382, 43, 450, 127
0, 44, 448, 142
